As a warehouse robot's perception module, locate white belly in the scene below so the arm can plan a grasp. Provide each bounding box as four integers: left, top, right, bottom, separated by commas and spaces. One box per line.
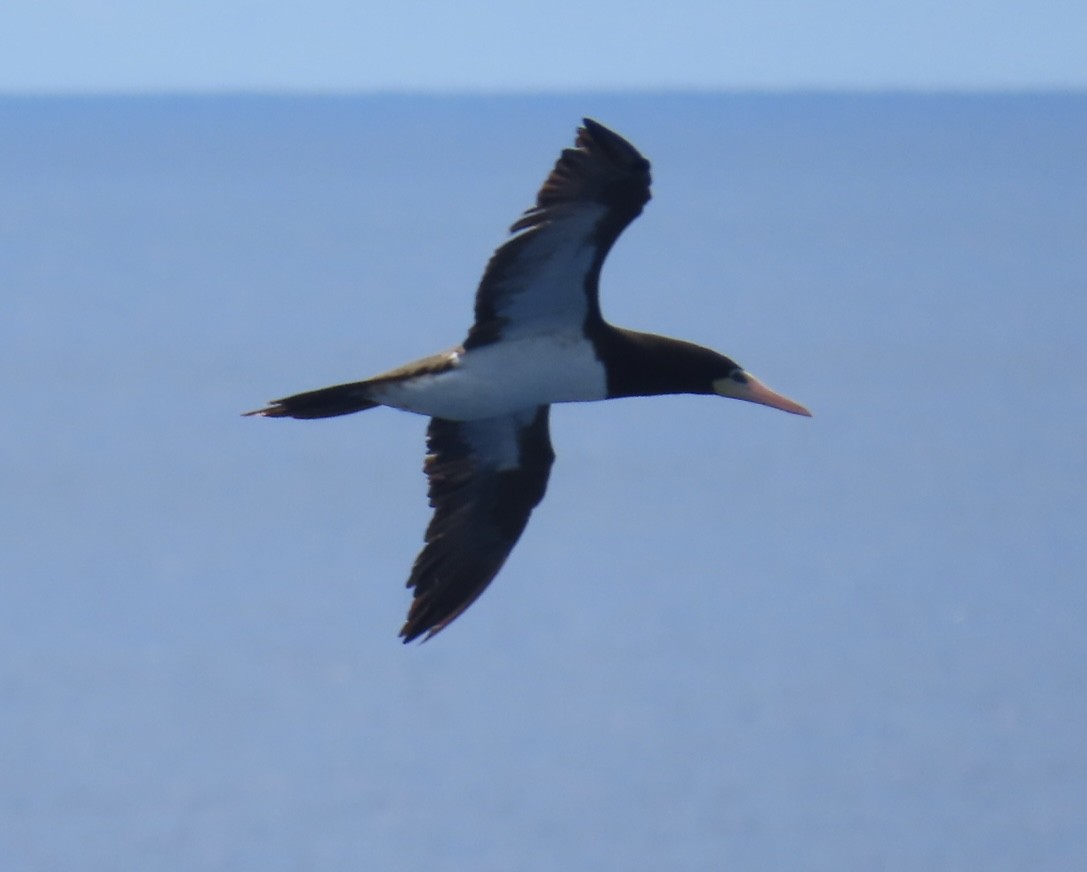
371, 334, 608, 420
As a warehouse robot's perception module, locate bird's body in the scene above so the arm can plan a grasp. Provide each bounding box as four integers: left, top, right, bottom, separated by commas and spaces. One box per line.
369, 334, 607, 421
248, 119, 810, 642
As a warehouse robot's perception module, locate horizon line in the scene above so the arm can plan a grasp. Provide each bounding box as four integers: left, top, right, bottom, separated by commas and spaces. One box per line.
1, 84, 1085, 99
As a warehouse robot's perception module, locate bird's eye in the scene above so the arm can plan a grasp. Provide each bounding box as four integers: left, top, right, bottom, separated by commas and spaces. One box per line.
730, 371, 748, 385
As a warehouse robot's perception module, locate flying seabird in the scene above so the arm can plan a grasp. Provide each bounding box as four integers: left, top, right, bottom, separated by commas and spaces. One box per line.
247, 118, 811, 642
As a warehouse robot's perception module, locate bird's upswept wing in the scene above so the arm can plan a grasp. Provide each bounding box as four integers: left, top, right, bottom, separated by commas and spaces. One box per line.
464, 118, 652, 349
400, 406, 555, 641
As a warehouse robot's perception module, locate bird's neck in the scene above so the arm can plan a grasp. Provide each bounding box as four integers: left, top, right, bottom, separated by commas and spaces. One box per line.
594, 325, 730, 399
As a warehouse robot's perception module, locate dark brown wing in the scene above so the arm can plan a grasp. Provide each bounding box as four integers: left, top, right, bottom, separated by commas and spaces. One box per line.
464, 119, 652, 349
400, 406, 555, 642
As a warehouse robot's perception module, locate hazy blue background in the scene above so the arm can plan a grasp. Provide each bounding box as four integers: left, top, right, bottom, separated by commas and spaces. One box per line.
2, 94, 1085, 870
2, 0, 1086, 92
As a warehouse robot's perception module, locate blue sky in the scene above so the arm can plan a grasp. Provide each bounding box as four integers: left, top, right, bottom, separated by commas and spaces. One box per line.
2, 0, 1085, 92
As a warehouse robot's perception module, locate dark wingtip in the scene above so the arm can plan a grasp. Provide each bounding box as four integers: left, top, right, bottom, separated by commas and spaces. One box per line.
399, 597, 452, 643
398, 602, 427, 643
398, 621, 440, 645
581, 116, 606, 134
577, 118, 650, 171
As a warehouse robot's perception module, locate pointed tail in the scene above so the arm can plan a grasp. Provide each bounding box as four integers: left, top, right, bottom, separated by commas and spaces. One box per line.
244, 380, 379, 419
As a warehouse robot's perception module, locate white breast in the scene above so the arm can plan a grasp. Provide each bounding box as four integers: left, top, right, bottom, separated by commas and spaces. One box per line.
371, 334, 608, 420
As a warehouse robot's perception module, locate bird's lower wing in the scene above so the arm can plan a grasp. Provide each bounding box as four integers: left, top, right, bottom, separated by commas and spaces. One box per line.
400, 406, 555, 642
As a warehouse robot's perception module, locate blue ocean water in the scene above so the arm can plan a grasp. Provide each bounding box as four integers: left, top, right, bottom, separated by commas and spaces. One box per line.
1, 94, 1085, 871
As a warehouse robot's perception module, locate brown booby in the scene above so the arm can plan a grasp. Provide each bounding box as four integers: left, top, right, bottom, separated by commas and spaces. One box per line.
247, 119, 811, 642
